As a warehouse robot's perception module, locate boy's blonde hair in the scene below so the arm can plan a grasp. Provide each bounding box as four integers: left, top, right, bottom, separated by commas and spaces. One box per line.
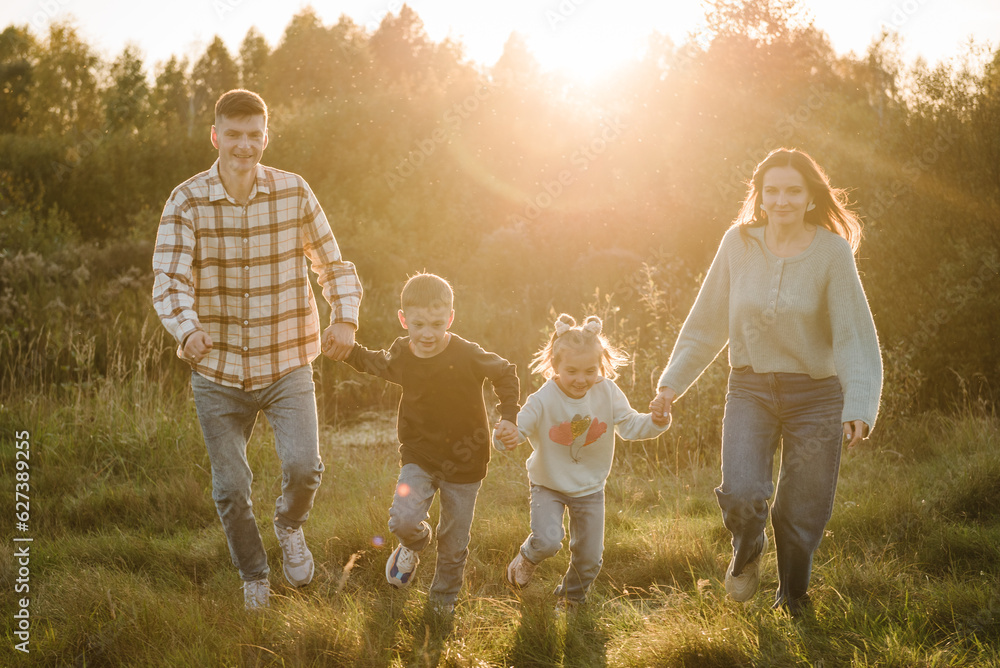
530, 313, 628, 380
400, 272, 454, 311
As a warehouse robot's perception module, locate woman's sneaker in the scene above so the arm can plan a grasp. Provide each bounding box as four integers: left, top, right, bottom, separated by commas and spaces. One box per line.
725, 532, 768, 602
506, 552, 537, 588
243, 578, 270, 611
386, 544, 420, 588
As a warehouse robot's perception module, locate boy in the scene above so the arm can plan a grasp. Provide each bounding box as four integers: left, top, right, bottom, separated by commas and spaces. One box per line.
342, 273, 520, 613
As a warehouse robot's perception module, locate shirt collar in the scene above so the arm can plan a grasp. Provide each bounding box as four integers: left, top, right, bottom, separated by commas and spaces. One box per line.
207, 160, 271, 203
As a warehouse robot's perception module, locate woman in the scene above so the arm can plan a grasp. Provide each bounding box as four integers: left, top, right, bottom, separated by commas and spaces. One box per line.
649, 148, 882, 615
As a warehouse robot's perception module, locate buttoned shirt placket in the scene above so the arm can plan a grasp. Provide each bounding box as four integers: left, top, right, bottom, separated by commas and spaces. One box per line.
237, 187, 257, 391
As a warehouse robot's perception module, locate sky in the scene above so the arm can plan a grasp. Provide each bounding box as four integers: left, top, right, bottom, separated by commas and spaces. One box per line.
4, 0, 999, 82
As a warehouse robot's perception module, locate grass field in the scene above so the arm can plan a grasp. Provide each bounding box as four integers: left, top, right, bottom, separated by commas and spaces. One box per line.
1, 368, 999, 667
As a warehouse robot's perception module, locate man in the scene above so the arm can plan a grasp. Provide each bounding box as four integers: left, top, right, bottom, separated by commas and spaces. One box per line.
152, 89, 361, 610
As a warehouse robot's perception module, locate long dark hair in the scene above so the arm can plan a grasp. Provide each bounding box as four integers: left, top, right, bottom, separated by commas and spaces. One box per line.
734, 148, 863, 253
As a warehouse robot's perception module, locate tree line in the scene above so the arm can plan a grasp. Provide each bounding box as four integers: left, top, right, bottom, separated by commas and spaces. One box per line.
1, 0, 998, 418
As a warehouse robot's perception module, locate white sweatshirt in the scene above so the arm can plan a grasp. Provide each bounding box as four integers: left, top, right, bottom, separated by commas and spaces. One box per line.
516, 377, 669, 497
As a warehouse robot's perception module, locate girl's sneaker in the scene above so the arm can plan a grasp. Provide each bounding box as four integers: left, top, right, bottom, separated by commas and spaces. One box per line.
386, 544, 420, 588
725, 531, 768, 602
506, 552, 537, 588
243, 578, 270, 611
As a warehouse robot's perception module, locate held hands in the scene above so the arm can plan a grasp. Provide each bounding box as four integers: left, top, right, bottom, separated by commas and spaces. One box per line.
322, 322, 356, 361
843, 420, 869, 449
493, 419, 519, 451
649, 387, 676, 427
183, 331, 213, 364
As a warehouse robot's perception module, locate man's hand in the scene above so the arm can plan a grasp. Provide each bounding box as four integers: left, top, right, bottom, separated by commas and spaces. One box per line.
183, 331, 213, 365
649, 387, 676, 425
322, 322, 356, 361
843, 420, 869, 449
493, 419, 519, 451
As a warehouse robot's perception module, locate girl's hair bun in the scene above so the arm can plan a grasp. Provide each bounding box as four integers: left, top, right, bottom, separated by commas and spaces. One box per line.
581, 315, 602, 336
554, 313, 576, 337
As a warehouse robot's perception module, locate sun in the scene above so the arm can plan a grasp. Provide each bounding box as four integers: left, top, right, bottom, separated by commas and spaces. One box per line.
524, 18, 644, 85
526, 27, 641, 85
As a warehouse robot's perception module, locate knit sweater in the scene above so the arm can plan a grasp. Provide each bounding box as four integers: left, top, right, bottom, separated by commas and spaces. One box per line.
657, 224, 882, 429
517, 378, 669, 497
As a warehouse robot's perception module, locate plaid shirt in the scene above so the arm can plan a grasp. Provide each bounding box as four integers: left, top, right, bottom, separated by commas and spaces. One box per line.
152, 160, 362, 390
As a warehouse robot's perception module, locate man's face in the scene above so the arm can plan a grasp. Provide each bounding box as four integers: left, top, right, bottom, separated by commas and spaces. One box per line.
211, 113, 267, 178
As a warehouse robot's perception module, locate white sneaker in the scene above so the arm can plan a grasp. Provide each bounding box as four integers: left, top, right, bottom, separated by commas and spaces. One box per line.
385, 544, 420, 588
506, 552, 537, 588
555, 597, 579, 615
430, 600, 455, 616
725, 532, 768, 602
274, 523, 314, 587
244, 578, 270, 610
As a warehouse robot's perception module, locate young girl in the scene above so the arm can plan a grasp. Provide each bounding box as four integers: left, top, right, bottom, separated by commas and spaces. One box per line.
498, 314, 670, 606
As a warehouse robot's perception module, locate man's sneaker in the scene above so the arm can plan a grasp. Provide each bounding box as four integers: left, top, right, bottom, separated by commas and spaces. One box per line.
506, 552, 537, 588
274, 523, 314, 587
386, 544, 420, 588
244, 578, 270, 611
725, 531, 768, 602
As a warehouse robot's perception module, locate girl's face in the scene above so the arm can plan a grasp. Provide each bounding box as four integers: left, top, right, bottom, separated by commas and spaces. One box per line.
761, 165, 813, 228
553, 346, 602, 399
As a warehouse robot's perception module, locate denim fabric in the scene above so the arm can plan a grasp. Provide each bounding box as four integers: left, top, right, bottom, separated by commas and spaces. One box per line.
718, 367, 844, 608
191, 365, 324, 582
388, 463, 483, 606
520, 484, 605, 603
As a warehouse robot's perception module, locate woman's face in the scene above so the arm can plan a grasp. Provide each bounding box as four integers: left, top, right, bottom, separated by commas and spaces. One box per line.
761, 165, 813, 227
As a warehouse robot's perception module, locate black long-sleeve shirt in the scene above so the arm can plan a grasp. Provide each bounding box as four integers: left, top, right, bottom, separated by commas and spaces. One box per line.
344, 334, 520, 483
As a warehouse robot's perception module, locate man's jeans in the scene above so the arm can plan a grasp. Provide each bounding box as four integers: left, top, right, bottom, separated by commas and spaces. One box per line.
519, 484, 605, 603
719, 367, 844, 608
388, 463, 483, 606
191, 366, 324, 582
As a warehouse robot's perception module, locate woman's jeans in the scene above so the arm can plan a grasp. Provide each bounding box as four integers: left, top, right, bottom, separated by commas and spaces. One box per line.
719, 367, 844, 608
519, 484, 605, 603
191, 366, 324, 582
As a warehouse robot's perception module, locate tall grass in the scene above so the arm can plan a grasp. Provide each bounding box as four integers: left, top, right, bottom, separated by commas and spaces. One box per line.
1, 214, 997, 665
1, 352, 998, 666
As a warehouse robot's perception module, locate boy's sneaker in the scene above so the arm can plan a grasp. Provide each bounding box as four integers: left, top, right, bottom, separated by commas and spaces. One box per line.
430, 599, 455, 616
555, 597, 579, 615
725, 531, 768, 602
274, 522, 314, 587
386, 544, 420, 588
506, 552, 537, 588
244, 578, 270, 611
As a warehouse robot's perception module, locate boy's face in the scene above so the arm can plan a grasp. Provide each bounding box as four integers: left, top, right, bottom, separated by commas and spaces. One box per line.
398, 305, 454, 358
